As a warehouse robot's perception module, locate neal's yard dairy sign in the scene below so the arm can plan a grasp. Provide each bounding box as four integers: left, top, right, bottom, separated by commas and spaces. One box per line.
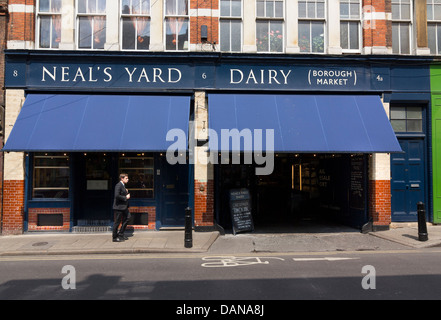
6, 56, 390, 92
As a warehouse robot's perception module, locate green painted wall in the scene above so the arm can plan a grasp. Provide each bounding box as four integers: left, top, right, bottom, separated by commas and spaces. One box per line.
430, 65, 441, 223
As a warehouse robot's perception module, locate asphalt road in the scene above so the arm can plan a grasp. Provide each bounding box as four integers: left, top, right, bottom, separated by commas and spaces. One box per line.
0, 248, 441, 303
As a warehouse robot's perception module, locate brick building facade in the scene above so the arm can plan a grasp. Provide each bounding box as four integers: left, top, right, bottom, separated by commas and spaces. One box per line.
1, 0, 437, 235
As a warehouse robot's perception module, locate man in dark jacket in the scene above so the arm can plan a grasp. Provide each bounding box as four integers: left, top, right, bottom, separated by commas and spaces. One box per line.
112, 173, 131, 242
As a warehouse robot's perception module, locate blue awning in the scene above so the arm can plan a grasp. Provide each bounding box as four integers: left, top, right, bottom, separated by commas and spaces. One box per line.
208, 94, 402, 153
3, 94, 190, 152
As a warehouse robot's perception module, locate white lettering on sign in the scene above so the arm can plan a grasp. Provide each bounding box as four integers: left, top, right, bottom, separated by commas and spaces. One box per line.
230, 68, 292, 85
308, 69, 357, 87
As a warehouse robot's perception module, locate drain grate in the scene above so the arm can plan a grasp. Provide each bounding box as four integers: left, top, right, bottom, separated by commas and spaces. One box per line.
72, 226, 111, 233
32, 242, 49, 247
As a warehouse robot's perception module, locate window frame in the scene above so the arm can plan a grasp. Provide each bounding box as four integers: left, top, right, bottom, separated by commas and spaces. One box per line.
32, 152, 70, 199
219, 0, 243, 52
76, 0, 107, 50
120, 0, 151, 51
391, 0, 413, 55
256, 0, 285, 53
390, 105, 424, 133
339, 0, 361, 53
36, 0, 62, 49
118, 153, 155, 200
164, 0, 190, 51
427, 0, 441, 55
298, 0, 326, 53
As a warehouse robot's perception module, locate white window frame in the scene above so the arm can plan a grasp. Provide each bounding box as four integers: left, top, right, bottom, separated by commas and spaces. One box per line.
298, 0, 326, 53
391, 0, 413, 54
219, 0, 243, 52
164, 0, 190, 51
120, 0, 151, 51
256, 0, 285, 53
76, 0, 107, 50
340, 0, 361, 53
427, 0, 441, 55
36, 0, 62, 49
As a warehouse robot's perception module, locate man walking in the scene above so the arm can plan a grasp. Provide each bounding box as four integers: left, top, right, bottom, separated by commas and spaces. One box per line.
113, 173, 131, 242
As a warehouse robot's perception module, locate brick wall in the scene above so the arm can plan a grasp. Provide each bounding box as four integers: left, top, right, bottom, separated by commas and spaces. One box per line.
369, 180, 392, 230
2, 180, 25, 234
127, 206, 156, 230
194, 180, 214, 227
7, 0, 35, 43
28, 208, 70, 231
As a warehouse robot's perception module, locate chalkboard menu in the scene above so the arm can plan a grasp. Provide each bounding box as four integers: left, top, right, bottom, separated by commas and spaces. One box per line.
229, 188, 254, 235
350, 155, 365, 210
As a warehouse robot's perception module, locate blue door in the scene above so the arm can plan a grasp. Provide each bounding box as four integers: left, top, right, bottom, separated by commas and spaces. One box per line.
160, 162, 189, 227
391, 139, 425, 221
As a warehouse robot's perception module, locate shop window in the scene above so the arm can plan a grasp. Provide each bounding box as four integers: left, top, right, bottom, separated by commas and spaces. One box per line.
340, 0, 361, 52
37, 0, 62, 49
298, 0, 325, 53
33, 153, 69, 199
121, 0, 151, 50
392, 0, 412, 54
427, 0, 441, 55
77, 0, 107, 49
118, 153, 154, 199
165, 0, 189, 50
390, 106, 423, 133
256, 0, 284, 53
220, 0, 242, 52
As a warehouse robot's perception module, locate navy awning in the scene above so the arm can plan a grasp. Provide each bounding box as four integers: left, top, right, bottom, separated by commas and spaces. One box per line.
3, 94, 190, 152
208, 94, 402, 153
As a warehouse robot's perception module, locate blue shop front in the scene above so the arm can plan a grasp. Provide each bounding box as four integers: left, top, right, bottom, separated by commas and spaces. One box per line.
3, 51, 431, 233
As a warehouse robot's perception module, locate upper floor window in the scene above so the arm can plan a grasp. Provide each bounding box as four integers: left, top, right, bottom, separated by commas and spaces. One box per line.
298, 0, 325, 53
340, 0, 361, 52
220, 0, 242, 52
77, 0, 107, 49
392, 0, 412, 54
165, 0, 189, 50
121, 0, 151, 50
256, 0, 284, 52
37, 0, 62, 49
428, 0, 441, 55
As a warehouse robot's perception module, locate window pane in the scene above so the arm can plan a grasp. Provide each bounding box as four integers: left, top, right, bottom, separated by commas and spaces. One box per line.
270, 21, 283, 52
391, 119, 406, 132
93, 17, 106, 49
392, 3, 400, 19
435, 5, 441, 19
299, 1, 306, 17
407, 120, 422, 132
391, 106, 406, 119
275, 1, 283, 17
311, 21, 324, 52
137, 18, 150, 50
407, 106, 422, 119
177, 0, 188, 15
78, 0, 87, 13
52, 0, 62, 12
340, 22, 349, 49
51, 15, 61, 48
220, 20, 231, 51
39, 16, 51, 48
122, 17, 136, 49
220, 0, 230, 16
79, 16, 92, 48
437, 25, 441, 54
400, 23, 410, 54
166, 0, 176, 15
307, 2, 315, 18
401, 4, 410, 19
349, 21, 359, 49
299, 21, 310, 52
40, 0, 50, 12
340, 2, 349, 18
350, 3, 359, 18
232, 0, 241, 16
392, 23, 399, 53
165, 18, 188, 50
428, 24, 436, 54
266, 1, 274, 17
317, 1, 325, 18
257, 0, 265, 16
231, 20, 241, 51
256, 20, 269, 51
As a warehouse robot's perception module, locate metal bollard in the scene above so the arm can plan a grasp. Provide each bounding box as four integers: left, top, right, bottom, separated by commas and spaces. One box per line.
185, 207, 193, 248
417, 202, 428, 242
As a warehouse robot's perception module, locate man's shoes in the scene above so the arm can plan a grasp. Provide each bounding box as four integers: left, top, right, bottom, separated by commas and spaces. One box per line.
112, 237, 124, 242
119, 235, 129, 240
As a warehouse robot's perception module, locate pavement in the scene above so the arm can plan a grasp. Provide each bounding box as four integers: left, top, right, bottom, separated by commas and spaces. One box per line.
0, 222, 440, 257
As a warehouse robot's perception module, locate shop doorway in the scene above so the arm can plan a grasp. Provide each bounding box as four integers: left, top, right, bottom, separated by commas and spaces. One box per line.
216, 154, 368, 232
391, 139, 426, 221
160, 161, 189, 227
75, 153, 113, 225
